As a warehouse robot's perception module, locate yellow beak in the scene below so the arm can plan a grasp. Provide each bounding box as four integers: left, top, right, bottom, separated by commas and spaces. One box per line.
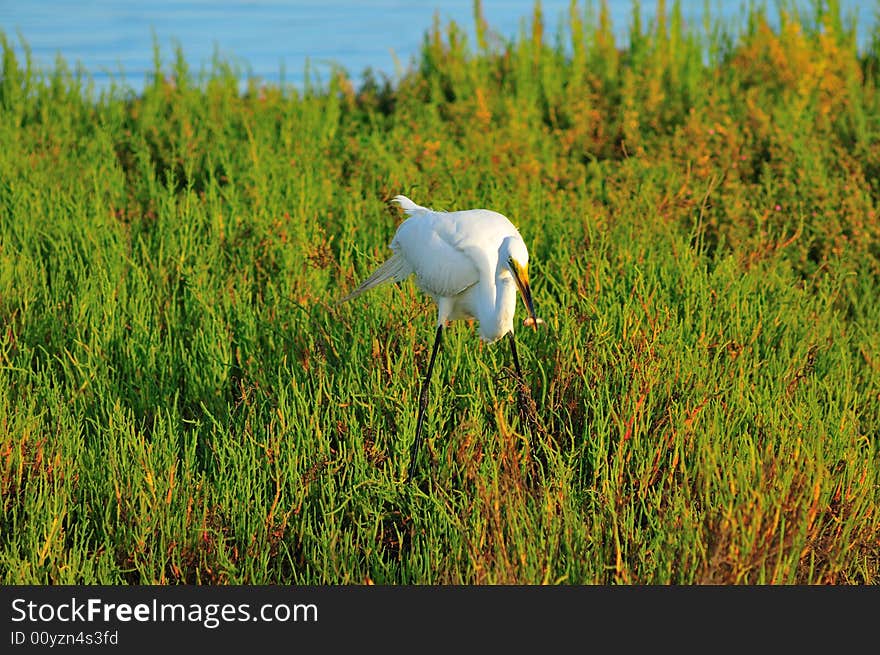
510, 261, 537, 329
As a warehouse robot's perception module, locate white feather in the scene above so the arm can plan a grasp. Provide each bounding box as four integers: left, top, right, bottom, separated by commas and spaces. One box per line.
338, 252, 412, 303
340, 195, 534, 342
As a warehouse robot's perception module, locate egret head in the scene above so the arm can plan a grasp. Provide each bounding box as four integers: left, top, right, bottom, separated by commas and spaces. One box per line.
502, 237, 538, 329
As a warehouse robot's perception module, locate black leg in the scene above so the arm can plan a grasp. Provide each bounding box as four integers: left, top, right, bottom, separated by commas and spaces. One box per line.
508, 331, 523, 382
508, 331, 532, 419
408, 325, 443, 482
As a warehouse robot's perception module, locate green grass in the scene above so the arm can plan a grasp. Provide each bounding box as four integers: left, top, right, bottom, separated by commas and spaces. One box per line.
1, 0, 879, 584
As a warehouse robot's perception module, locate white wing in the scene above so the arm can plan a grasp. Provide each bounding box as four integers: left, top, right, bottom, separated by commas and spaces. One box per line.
391, 204, 481, 298
344, 196, 522, 302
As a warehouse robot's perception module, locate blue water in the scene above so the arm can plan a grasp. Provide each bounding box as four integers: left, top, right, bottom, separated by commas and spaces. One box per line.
0, 1, 873, 94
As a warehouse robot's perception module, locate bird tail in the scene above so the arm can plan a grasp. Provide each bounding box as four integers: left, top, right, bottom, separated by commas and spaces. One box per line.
391, 195, 428, 216
338, 252, 412, 303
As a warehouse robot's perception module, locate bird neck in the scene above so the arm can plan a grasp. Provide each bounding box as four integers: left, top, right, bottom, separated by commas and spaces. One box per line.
477, 262, 516, 343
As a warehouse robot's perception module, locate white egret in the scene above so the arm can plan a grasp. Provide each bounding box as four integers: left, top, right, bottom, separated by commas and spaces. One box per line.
340, 195, 541, 481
